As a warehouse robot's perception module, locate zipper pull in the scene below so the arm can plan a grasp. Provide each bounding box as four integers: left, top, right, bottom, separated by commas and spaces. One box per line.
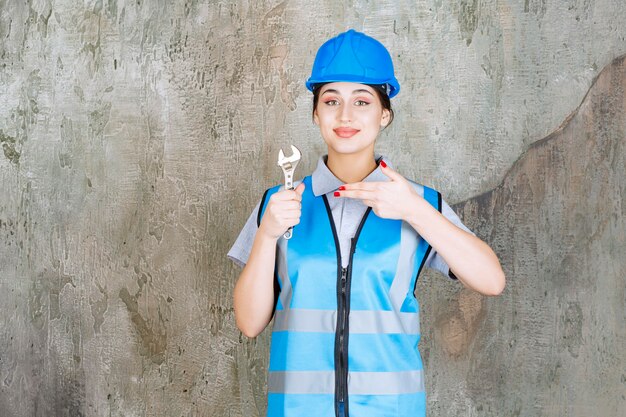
338, 400, 345, 417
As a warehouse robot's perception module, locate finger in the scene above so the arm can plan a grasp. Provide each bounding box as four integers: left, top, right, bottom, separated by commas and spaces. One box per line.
282, 200, 301, 210
271, 204, 301, 217
335, 189, 377, 200
339, 181, 378, 191
284, 219, 300, 229
273, 188, 302, 201
271, 191, 290, 201
280, 214, 300, 223
379, 161, 404, 181
281, 211, 302, 222
294, 182, 305, 196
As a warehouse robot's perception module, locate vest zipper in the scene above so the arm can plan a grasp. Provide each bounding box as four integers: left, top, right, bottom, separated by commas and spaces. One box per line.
338, 266, 348, 409
322, 195, 371, 417
337, 237, 359, 417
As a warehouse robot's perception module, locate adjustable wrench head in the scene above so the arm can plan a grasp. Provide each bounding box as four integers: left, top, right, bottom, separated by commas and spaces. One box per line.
277, 145, 302, 167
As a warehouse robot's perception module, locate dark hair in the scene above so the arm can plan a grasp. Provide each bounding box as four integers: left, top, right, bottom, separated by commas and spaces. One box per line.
311, 83, 395, 128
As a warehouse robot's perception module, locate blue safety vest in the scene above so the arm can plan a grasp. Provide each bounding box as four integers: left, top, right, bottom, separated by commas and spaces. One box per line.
258, 175, 441, 417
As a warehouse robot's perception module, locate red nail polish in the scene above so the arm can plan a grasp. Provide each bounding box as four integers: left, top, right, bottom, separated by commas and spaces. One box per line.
380, 160, 387, 168
338, 186, 345, 190
334, 191, 340, 197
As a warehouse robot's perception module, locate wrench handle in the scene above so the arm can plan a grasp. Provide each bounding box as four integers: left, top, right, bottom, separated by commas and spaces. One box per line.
283, 181, 294, 240
283, 163, 294, 189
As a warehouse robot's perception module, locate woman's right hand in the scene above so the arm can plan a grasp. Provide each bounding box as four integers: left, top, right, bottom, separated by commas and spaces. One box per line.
259, 182, 305, 240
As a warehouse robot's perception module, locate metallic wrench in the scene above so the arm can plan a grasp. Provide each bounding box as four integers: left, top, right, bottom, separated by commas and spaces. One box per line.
277, 145, 302, 239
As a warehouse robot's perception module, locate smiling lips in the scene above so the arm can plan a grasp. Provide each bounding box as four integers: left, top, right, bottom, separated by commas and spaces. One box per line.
333, 127, 360, 138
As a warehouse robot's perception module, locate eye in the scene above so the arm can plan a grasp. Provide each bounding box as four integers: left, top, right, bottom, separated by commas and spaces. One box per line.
323, 99, 339, 106
354, 99, 370, 106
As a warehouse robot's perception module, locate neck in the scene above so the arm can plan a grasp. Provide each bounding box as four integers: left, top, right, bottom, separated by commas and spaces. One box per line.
326, 150, 379, 184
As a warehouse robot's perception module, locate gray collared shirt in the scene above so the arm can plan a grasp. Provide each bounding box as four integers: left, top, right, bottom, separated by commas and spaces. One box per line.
227, 154, 474, 277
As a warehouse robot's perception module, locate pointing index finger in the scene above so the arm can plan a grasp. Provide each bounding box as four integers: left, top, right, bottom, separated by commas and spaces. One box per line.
335, 188, 376, 200
339, 182, 376, 191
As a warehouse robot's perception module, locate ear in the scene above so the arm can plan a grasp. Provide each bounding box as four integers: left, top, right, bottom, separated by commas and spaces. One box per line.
380, 109, 391, 128
313, 110, 320, 126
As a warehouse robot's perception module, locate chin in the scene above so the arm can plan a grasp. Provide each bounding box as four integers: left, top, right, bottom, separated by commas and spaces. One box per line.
323, 136, 375, 155
330, 146, 372, 157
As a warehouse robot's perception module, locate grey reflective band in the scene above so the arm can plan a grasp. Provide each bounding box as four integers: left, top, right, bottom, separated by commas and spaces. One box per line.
273, 308, 336, 332
350, 370, 425, 395
276, 238, 292, 310
268, 371, 334, 394
268, 370, 425, 395
273, 309, 419, 334
389, 220, 420, 310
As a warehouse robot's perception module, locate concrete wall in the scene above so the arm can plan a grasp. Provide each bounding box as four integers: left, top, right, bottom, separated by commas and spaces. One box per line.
0, 1, 624, 416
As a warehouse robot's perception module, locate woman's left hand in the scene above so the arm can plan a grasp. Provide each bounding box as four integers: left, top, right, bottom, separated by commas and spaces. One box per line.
338, 162, 506, 296
335, 162, 423, 221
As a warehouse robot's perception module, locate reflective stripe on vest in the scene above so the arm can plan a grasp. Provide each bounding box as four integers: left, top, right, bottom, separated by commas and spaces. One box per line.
258, 175, 441, 417
268, 370, 425, 394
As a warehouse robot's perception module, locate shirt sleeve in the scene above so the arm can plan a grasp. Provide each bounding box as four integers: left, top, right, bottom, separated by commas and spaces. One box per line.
424, 197, 475, 280
226, 198, 261, 268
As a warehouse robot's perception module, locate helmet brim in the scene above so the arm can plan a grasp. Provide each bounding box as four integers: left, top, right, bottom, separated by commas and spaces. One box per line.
305, 75, 400, 98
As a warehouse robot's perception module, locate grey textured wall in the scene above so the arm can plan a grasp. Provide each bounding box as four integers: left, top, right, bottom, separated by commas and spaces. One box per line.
0, 1, 625, 416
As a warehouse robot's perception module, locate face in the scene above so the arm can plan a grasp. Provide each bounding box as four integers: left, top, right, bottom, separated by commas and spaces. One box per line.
313, 82, 391, 158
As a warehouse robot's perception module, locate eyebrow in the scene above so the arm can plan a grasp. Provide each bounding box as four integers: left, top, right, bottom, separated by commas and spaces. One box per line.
321, 88, 374, 97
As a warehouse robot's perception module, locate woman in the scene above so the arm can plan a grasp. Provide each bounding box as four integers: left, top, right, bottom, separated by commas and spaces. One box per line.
228, 29, 505, 417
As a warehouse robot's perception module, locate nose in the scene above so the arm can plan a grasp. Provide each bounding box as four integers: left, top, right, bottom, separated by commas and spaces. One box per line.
339, 103, 352, 122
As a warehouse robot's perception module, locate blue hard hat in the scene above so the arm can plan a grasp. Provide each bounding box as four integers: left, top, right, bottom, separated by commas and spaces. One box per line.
305, 29, 400, 98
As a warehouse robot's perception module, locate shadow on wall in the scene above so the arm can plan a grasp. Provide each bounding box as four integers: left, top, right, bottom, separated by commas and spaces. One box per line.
441, 54, 625, 416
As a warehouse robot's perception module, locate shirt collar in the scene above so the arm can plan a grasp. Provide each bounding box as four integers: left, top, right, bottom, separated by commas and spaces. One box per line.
311, 153, 393, 196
